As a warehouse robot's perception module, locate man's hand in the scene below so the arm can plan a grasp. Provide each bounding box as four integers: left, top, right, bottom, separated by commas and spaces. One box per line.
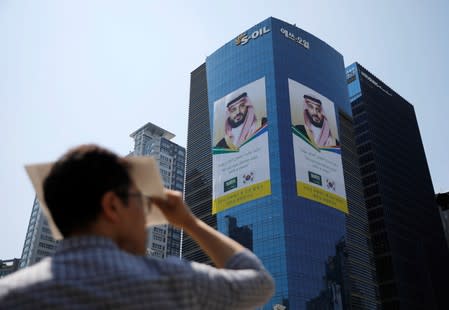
151, 190, 195, 229
152, 189, 244, 268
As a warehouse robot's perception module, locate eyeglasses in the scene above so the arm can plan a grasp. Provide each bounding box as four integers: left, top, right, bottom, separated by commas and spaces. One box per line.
124, 192, 153, 208
119, 192, 152, 211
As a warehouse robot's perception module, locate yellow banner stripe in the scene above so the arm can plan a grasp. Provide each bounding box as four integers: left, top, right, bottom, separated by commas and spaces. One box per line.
297, 182, 348, 214
212, 180, 271, 214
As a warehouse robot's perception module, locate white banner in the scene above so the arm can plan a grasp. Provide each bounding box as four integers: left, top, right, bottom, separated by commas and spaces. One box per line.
289, 78, 348, 213
212, 77, 271, 213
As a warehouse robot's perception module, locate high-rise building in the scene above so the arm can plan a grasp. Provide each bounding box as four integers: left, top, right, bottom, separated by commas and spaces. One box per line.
183, 63, 215, 264
129, 122, 186, 258
346, 62, 449, 309
19, 197, 58, 268
184, 17, 378, 309
339, 111, 380, 309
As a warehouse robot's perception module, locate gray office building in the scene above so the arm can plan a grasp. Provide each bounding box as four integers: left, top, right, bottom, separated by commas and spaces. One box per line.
129, 122, 185, 258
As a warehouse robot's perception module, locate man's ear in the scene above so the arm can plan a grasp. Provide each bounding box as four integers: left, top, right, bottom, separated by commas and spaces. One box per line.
100, 191, 122, 223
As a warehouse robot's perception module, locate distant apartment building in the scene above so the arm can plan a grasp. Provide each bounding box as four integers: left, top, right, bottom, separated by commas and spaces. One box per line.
129, 122, 185, 258
19, 197, 58, 268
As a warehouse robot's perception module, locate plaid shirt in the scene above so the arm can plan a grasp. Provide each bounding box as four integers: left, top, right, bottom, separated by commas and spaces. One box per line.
0, 236, 274, 309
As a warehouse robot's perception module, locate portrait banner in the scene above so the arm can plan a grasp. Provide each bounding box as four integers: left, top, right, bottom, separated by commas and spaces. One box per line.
289, 78, 348, 213
212, 77, 271, 214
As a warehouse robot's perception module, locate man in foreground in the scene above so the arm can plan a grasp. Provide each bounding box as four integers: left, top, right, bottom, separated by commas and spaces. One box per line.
0, 145, 274, 309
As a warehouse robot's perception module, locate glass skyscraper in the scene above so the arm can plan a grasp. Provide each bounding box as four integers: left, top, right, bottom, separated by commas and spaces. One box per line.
347, 62, 449, 309
183, 63, 216, 264
184, 17, 378, 309
339, 111, 379, 309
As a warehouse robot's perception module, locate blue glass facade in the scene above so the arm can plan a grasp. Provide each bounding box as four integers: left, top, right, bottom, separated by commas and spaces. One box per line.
345, 63, 361, 103
205, 18, 349, 308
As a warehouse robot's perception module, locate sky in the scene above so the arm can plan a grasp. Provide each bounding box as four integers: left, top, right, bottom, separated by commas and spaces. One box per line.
1, 0, 448, 259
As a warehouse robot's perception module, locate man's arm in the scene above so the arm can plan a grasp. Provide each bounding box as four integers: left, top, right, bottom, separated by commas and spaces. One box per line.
153, 190, 275, 308
152, 190, 244, 268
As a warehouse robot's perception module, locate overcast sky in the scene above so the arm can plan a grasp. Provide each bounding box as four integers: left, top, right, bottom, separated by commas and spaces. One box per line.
1, 0, 448, 259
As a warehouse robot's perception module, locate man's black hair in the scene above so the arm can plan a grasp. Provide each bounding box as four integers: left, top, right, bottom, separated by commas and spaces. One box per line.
43, 145, 131, 237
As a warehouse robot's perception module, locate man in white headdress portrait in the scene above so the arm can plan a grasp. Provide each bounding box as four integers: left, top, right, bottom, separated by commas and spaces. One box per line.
294, 94, 339, 147
215, 92, 267, 150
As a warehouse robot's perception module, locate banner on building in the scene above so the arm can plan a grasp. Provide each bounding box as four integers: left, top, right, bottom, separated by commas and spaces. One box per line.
212, 77, 270, 214
289, 78, 348, 213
